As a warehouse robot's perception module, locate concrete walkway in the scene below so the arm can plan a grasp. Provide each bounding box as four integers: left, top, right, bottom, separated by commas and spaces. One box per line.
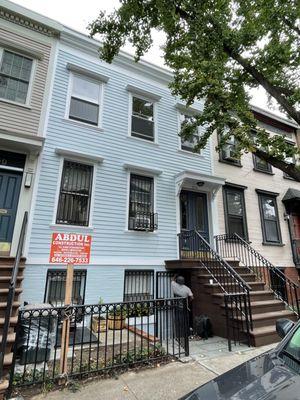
23, 338, 275, 400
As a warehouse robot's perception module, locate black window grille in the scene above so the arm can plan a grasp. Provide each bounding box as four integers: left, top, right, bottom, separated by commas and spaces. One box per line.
56, 161, 93, 226
0, 50, 33, 104
131, 96, 154, 141
44, 269, 87, 306
123, 270, 154, 302
128, 174, 157, 231
257, 191, 282, 244
223, 185, 248, 240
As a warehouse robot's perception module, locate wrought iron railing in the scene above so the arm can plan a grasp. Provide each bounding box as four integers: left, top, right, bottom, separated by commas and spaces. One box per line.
178, 230, 253, 348
0, 212, 28, 382
128, 212, 158, 232
9, 298, 189, 390
215, 233, 300, 317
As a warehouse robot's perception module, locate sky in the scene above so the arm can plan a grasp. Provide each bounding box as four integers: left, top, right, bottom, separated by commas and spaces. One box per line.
11, 0, 282, 116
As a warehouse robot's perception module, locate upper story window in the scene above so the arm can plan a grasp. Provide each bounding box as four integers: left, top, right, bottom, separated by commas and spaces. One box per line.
56, 160, 93, 226
0, 49, 33, 104
253, 150, 273, 174
180, 114, 201, 153
223, 185, 248, 240
68, 74, 102, 126
257, 191, 282, 245
219, 133, 241, 166
283, 141, 296, 179
131, 96, 155, 142
128, 173, 157, 231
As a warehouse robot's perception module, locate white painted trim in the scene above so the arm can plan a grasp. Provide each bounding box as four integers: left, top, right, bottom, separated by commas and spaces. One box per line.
126, 135, 159, 147
66, 63, 110, 83
49, 224, 94, 232
0, 47, 36, 107
65, 71, 105, 129
175, 101, 202, 114
126, 84, 161, 101
0, 36, 44, 60
55, 148, 104, 163
128, 92, 158, 144
177, 111, 204, 156
123, 163, 162, 176
51, 155, 98, 228
0, 165, 23, 172
62, 117, 104, 133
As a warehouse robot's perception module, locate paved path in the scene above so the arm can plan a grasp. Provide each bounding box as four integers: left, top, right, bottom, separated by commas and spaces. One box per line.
22, 339, 275, 400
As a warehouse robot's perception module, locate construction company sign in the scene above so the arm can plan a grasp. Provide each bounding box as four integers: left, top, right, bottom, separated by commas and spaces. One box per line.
49, 233, 92, 265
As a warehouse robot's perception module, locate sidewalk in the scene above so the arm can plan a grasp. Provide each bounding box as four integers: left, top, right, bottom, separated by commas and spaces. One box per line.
26, 338, 275, 400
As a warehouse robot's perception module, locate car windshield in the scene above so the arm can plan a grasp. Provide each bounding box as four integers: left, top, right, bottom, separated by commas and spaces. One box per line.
280, 325, 300, 373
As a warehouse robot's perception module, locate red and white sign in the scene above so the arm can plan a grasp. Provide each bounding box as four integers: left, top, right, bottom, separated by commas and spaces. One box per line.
49, 233, 92, 265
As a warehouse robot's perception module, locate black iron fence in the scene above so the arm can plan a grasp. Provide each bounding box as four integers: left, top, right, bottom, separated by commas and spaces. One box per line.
178, 230, 252, 348
10, 298, 189, 389
128, 211, 158, 232
215, 233, 300, 317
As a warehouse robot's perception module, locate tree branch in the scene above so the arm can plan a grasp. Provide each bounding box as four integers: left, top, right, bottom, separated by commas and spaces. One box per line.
255, 148, 300, 181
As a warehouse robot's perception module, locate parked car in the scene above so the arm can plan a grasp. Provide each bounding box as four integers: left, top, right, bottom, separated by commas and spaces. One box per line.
181, 318, 300, 400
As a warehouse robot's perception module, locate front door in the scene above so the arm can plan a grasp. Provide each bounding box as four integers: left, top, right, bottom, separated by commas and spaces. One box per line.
0, 170, 23, 254
180, 190, 209, 242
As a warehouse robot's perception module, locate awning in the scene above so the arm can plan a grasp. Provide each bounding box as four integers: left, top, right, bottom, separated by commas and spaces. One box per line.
175, 170, 225, 196
282, 188, 300, 204
0, 129, 44, 155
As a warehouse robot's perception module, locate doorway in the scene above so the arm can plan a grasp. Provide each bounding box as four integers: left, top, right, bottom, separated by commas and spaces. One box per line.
0, 170, 23, 254
180, 190, 209, 242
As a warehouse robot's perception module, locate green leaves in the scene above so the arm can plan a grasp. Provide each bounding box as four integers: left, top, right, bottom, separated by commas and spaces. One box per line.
89, 0, 300, 181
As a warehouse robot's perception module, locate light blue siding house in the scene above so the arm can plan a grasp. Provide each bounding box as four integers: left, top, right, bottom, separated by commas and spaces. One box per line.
22, 26, 224, 306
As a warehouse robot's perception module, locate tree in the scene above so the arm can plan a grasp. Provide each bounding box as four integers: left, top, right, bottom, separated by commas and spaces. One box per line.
89, 0, 300, 181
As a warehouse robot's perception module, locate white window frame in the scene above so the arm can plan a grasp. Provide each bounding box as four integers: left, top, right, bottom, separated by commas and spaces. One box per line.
128, 92, 158, 144
125, 170, 157, 233
52, 156, 97, 230
65, 71, 104, 129
0, 47, 36, 107
178, 111, 203, 155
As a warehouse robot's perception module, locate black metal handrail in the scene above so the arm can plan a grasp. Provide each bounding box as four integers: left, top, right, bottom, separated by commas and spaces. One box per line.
215, 233, 300, 317
179, 230, 253, 346
0, 212, 28, 381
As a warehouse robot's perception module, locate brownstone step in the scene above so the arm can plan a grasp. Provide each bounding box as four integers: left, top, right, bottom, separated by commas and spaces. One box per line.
0, 302, 21, 318
3, 353, 13, 366
235, 309, 296, 329
0, 332, 16, 343
204, 281, 265, 293
0, 379, 9, 399
212, 290, 275, 305
0, 276, 23, 288
199, 273, 257, 283
0, 288, 22, 302
231, 266, 253, 275
0, 316, 18, 330
222, 299, 285, 314
247, 326, 281, 347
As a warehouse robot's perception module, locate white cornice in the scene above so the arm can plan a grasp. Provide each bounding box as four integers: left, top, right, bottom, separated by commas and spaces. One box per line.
55, 148, 104, 163
66, 63, 110, 83
123, 163, 163, 176
251, 105, 299, 129
0, 0, 62, 36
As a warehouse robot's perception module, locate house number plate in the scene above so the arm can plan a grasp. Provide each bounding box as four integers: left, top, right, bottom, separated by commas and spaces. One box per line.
0, 209, 8, 214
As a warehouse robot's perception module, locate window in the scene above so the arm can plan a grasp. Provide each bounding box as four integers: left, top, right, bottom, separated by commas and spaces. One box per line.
69, 74, 101, 126
257, 191, 282, 244
253, 151, 272, 173
44, 270, 87, 306
56, 160, 93, 226
223, 185, 248, 240
283, 141, 296, 179
219, 133, 241, 165
0, 49, 33, 104
128, 173, 157, 231
180, 114, 201, 153
131, 96, 155, 141
123, 270, 154, 302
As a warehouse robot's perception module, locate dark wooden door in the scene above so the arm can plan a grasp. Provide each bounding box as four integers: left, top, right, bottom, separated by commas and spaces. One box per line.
0, 170, 22, 245
180, 191, 209, 243
291, 214, 300, 265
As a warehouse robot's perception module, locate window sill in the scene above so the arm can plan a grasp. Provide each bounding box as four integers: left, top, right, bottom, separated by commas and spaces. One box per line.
124, 229, 158, 234
63, 118, 104, 132
253, 168, 274, 175
0, 98, 31, 109
127, 135, 159, 146
177, 149, 204, 158
50, 224, 94, 232
218, 159, 242, 167
262, 242, 285, 247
